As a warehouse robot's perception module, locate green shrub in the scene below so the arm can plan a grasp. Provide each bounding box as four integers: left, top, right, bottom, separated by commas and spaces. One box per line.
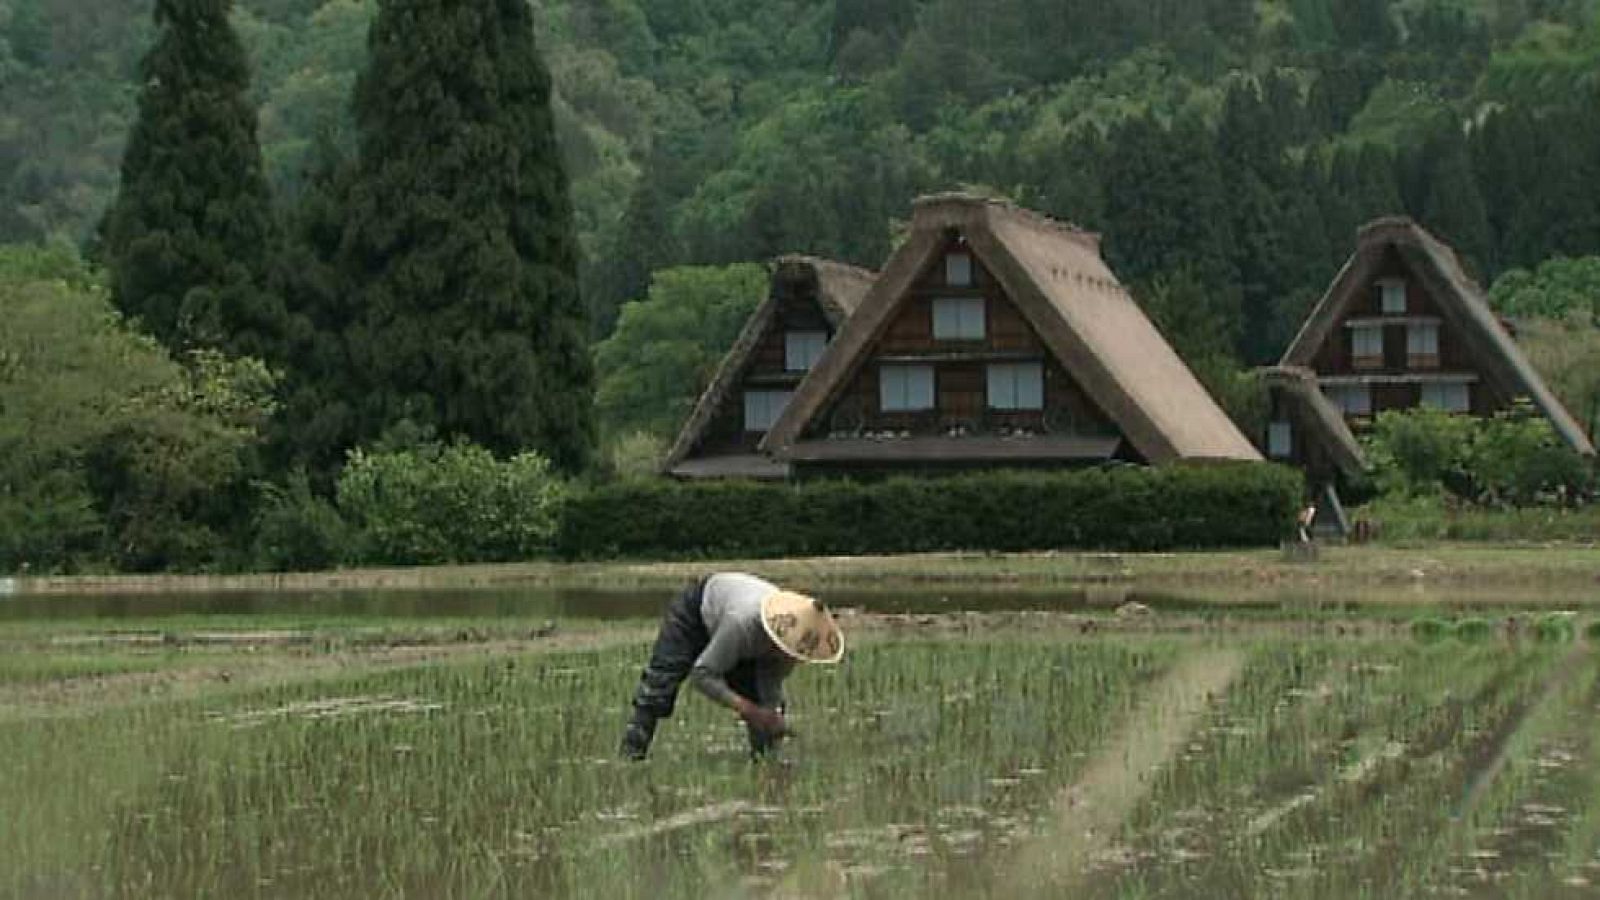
556, 463, 1302, 560
251, 473, 350, 572
1533, 614, 1576, 643
1362, 404, 1594, 507
1452, 618, 1493, 641
1355, 492, 1600, 543
1410, 618, 1449, 642
1585, 620, 1600, 642
337, 443, 565, 566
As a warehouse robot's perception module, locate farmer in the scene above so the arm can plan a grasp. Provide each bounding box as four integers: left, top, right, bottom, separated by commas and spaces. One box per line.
619, 572, 845, 760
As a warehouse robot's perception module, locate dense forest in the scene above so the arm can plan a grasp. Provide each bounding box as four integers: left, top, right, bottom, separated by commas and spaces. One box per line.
2, 0, 1599, 571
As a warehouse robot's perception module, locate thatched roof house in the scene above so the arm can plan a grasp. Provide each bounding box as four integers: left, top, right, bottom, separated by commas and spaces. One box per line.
663, 255, 875, 479
759, 195, 1261, 473
1268, 217, 1595, 475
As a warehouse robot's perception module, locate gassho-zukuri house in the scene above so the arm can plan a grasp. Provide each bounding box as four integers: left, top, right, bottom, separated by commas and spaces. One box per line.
663, 255, 876, 480
1262, 216, 1596, 512
757, 194, 1262, 476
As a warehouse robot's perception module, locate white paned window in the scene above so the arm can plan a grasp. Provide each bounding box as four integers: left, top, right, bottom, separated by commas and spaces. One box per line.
932, 296, 985, 340
945, 252, 974, 286
1407, 322, 1439, 357
880, 365, 935, 412
784, 330, 827, 372
986, 362, 1044, 410
1379, 278, 1407, 314
1267, 421, 1293, 458
743, 390, 793, 432
1421, 382, 1470, 412
1325, 384, 1372, 416
1351, 323, 1384, 359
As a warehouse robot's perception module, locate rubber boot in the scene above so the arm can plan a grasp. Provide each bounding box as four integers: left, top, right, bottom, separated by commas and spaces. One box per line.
619, 713, 656, 761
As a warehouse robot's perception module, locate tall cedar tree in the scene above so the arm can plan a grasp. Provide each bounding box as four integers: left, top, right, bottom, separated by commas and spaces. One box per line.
337, 0, 594, 472
98, 0, 281, 358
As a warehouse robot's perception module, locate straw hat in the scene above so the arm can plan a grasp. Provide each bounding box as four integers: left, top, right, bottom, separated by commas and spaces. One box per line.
760, 591, 845, 664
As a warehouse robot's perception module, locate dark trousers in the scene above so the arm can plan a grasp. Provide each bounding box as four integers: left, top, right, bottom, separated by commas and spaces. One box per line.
629, 578, 777, 754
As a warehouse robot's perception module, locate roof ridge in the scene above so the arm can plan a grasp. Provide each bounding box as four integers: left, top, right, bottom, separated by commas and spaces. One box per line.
912, 192, 1102, 252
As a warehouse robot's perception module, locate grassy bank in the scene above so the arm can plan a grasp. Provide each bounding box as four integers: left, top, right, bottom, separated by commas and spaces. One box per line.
11, 543, 1599, 597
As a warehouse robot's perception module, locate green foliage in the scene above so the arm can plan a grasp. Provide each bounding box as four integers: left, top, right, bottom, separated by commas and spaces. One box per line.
0, 245, 272, 572
1354, 492, 1600, 543
96, 0, 284, 359
249, 471, 349, 572
336, 443, 566, 566
1489, 256, 1600, 323
318, 0, 595, 472
592, 263, 765, 440
1532, 613, 1576, 642
556, 463, 1303, 560
1410, 617, 1449, 642
1363, 404, 1592, 505
604, 431, 669, 481
1362, 407, 1479, 497
1453, 617, 1493, 641
1509, 315, 1600, 444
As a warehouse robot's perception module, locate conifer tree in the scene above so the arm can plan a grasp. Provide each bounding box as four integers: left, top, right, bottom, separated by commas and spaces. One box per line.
333, 0, 594, 472
98, 0, 281, 359
1419, 126, 1493, 277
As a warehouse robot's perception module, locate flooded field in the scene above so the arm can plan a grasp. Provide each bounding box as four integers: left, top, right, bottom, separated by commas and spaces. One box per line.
3, 591, 1600, 898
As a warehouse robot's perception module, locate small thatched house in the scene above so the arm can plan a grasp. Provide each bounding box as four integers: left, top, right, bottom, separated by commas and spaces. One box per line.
1267, 217, 1595, 488
759, 194, 1262, 475
663, 255, 875, 479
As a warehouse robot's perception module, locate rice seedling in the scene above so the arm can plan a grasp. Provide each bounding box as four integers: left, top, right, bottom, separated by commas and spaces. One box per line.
1411, 617, 1450, 641
1534, 614, 1578, 643
5, 595, 1600, 899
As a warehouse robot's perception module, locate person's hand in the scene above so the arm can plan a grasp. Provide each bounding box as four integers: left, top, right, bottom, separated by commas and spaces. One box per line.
738, 701, 788, 737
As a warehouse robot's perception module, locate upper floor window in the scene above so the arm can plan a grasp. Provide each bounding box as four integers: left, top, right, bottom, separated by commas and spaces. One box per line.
987, 362, 1044, 411
743, 389, 793, 432
1421, 381, 1470, 413
1379, 278, 1407, 314
880, 364, 935, 412
1407, 322, 1439, 365
945, 252, 974, 287
1351, 323, 1383, 365
784, 330, 827, 372
1325, 383, 1372, 416
932, 296, 985, 340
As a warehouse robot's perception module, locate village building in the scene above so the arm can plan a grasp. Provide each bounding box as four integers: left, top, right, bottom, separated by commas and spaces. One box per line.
663, 255, 875, 480
759, 194, 1262, 476
1264, 216, 1596, 516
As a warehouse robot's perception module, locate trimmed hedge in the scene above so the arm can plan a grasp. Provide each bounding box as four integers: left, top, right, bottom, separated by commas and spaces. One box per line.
557, 463, 1303, 560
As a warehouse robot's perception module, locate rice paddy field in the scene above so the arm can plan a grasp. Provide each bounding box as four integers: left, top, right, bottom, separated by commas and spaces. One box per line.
6, 581, 1600, 898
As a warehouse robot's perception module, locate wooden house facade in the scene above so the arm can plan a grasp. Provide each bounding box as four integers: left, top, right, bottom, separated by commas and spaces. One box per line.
664, 256, 875, 479
1266, 217, 1594, 486
761, 195, 1262, 474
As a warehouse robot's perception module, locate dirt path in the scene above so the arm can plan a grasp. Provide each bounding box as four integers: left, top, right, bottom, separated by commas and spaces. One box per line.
999, 646, 1247, 896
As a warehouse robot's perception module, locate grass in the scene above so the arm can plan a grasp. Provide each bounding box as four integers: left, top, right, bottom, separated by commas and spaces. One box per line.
0, 636, 1177, 898
6, 623, 1600, 898
11, 542, 1600, 600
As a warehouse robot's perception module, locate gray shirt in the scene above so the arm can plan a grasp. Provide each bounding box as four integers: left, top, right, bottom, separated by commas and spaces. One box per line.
690, 573, 796, 709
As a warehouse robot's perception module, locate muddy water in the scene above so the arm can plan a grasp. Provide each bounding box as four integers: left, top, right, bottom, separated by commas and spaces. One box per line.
0, 585, 1222, 622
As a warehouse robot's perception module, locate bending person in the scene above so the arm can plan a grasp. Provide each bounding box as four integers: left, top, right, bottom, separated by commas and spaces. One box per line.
620, 572, 845, 760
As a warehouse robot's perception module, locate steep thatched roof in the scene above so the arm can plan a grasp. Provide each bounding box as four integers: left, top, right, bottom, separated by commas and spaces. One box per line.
761, 194, 1262, 464
1281, 217, 1595, 456
1260, 365, 1367, 477
662, 256, 876, 478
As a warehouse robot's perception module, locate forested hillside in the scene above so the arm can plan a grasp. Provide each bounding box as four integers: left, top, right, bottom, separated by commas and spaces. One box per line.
6, 0, 1600, 343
